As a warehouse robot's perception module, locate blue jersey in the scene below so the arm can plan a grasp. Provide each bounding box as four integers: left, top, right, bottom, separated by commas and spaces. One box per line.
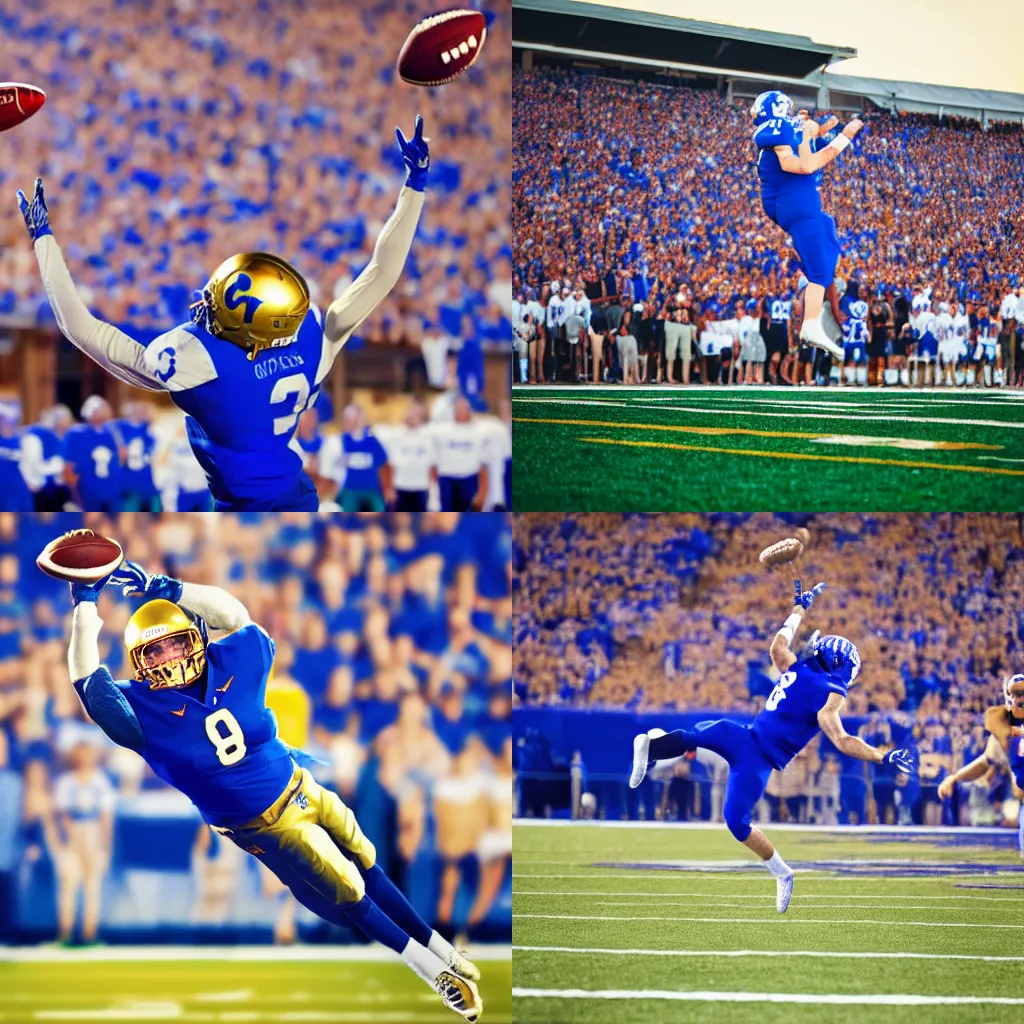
843, 317, 869, 346
0, 434, 32, 512
64, 424, 122, 508
341, 432, 387, 491
754, 117, 819, 204
1006, 723, 1024, 790
751, 656, 848, 769
75, 623, 294, 826
113, 420, 158, 497
143, 305, 326, 508
26, 425, 65, 490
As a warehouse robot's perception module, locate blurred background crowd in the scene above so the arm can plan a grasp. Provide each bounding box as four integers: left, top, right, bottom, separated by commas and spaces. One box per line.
512, 67, 1024, 386
0, 0, 511, 465
0, 511, 512, 945
513, 513, 1024, 828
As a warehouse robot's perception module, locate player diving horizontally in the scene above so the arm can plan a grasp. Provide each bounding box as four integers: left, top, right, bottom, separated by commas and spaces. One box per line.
16, 116, 431, 512
939, 673, 1024, 856
751, 91, 863, 362
62, 552, 482, 1020
629, 581, 915, 912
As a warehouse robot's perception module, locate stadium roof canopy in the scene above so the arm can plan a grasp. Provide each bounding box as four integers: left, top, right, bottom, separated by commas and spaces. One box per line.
513, 0, 857, 78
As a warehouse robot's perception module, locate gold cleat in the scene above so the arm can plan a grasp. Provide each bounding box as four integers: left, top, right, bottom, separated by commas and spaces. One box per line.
435, 969, 482, 1021
446, 947, 481, 982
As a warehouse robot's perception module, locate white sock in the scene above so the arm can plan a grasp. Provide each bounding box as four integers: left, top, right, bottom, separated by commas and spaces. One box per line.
765, 850, 791, 878
428, 930, 456, 963
402, 938, 443, 984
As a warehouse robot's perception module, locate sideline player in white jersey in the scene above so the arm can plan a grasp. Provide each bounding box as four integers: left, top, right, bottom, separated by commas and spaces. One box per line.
738, 299, 766, 384
951, 302, 972, 385
909, 292, 937, 387
432, 397, 488, 511
380, 400, 435, 511
934, 301, 959, 386
972, 305, 1001, 388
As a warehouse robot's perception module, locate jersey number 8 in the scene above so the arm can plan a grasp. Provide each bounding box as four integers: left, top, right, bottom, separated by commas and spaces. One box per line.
765, 671, 796, 712
205, 708, 247, 766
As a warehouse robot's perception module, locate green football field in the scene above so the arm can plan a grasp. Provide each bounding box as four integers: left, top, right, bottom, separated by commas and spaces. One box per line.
514, 821, 1024, 1023
512, 386, 1024, 510
0, 948, 511, 1022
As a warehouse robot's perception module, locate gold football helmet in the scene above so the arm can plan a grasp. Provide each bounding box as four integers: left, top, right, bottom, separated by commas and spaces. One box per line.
190, 252, 310, 360
124, 599, 207, 690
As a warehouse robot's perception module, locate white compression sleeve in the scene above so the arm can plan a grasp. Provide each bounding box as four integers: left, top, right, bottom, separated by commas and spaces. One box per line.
321, 186, 425, 362
34, 235, 163, 392
178, 582, 252, 632
68, 602, 103, 681
777, 612, 802, 643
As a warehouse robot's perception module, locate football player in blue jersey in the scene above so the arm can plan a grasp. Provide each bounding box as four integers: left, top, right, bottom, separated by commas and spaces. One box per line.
750, 92, 862, 364
112, 401, 160, 512
17, 115, 431, 512
939, 674, 1024, 855
64, 397, 123, 513
840, 299, 870, 386
62, 550, 481, 1020
629, 579, 915, 912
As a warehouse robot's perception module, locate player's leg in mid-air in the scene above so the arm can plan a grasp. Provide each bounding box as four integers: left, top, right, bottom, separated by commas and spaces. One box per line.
630, 720, 795, 912
217, 767, 481, 1020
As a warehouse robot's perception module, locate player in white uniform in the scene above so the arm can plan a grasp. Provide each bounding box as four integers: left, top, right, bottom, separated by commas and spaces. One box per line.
909, 293, 937, 387
972, 306, 1001, 388
934, 301, 958, 386
738, 299, 766, 385
380, 401, 435, 511
951, 303, 972, 386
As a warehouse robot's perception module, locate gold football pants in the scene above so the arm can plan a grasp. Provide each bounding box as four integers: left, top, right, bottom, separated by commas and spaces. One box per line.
213, 765, 376, 905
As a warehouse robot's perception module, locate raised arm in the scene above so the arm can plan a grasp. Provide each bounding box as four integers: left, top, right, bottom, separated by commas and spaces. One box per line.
321, 116, 429, 360
937, 733, 1001, 800
769, 579, 826, 673
107, 561, 251, 633
775, 117, 863, 176
17, 179, 164, 393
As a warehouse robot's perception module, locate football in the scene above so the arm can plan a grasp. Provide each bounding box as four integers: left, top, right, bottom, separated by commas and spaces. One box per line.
397, 9, 488, 87
0, 82, 46, 133
36, 530, 124, 583
759, 537, 803, 569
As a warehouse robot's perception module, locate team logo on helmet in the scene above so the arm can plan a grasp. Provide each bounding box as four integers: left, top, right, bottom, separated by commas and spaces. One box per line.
751, 91, 793, 125
812, 634, 861, 685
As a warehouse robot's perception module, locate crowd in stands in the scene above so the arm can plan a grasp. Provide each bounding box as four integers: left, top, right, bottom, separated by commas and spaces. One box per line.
512, 67, 1024, 386
0, 388, 511, 513
513, 512, 1024, 825
0, 0, 512, 363
0, 511, 512, 943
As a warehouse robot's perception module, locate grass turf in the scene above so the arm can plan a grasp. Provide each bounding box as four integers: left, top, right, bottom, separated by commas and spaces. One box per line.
511, 387, 1024, 510
513, 822, 1024, 1023
0, 955, 511, 1023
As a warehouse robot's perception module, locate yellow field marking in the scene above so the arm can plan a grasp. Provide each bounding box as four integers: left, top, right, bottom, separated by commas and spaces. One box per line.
577, 437, 1024, 478
513, 416, 1002, 451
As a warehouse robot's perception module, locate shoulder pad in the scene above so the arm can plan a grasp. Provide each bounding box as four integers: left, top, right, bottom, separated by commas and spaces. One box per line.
143, 326, 219, 393
984, 704, 1011, 744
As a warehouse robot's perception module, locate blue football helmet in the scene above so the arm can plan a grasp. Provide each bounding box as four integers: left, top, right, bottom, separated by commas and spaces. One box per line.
751, 91, 794, 125
746, 298, 759, 312
812, 634, 861, 685
1004, 673, 1024, 715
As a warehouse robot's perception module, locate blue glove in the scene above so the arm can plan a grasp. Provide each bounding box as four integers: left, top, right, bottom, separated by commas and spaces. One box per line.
395, 115, 429, 192
794, 579, 826, 610
107, 560, 183, 603
70, 573, 114, 607
882, 748, 915, 774
16, 177, 52, 242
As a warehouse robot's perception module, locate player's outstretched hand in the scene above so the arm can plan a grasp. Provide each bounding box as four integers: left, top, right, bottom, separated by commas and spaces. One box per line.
16, 177, 52, 242
843, 118, 864, 139
794, 579, 826, 610
937, 776, 955, 800
108, 560, 183, 603
70, 573, 115, 607
396, 115, 430, 192
882, 747, 916, 774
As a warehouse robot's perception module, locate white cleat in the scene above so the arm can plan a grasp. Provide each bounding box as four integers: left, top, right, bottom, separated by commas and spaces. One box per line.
629, 733, 650, 789
446, 948, 480, 982
799, 318, 844, 361
776, 871, 795, 913
435, 970, 482, 1021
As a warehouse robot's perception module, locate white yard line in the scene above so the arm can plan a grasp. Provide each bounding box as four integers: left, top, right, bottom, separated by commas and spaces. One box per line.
512, 397, 1024, 430
512, 945, 1024, 963
515, 913, 1024, 929
511, 988, 1024, 1006
513, 821, 1011, 834
512, 890, 1024, 902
